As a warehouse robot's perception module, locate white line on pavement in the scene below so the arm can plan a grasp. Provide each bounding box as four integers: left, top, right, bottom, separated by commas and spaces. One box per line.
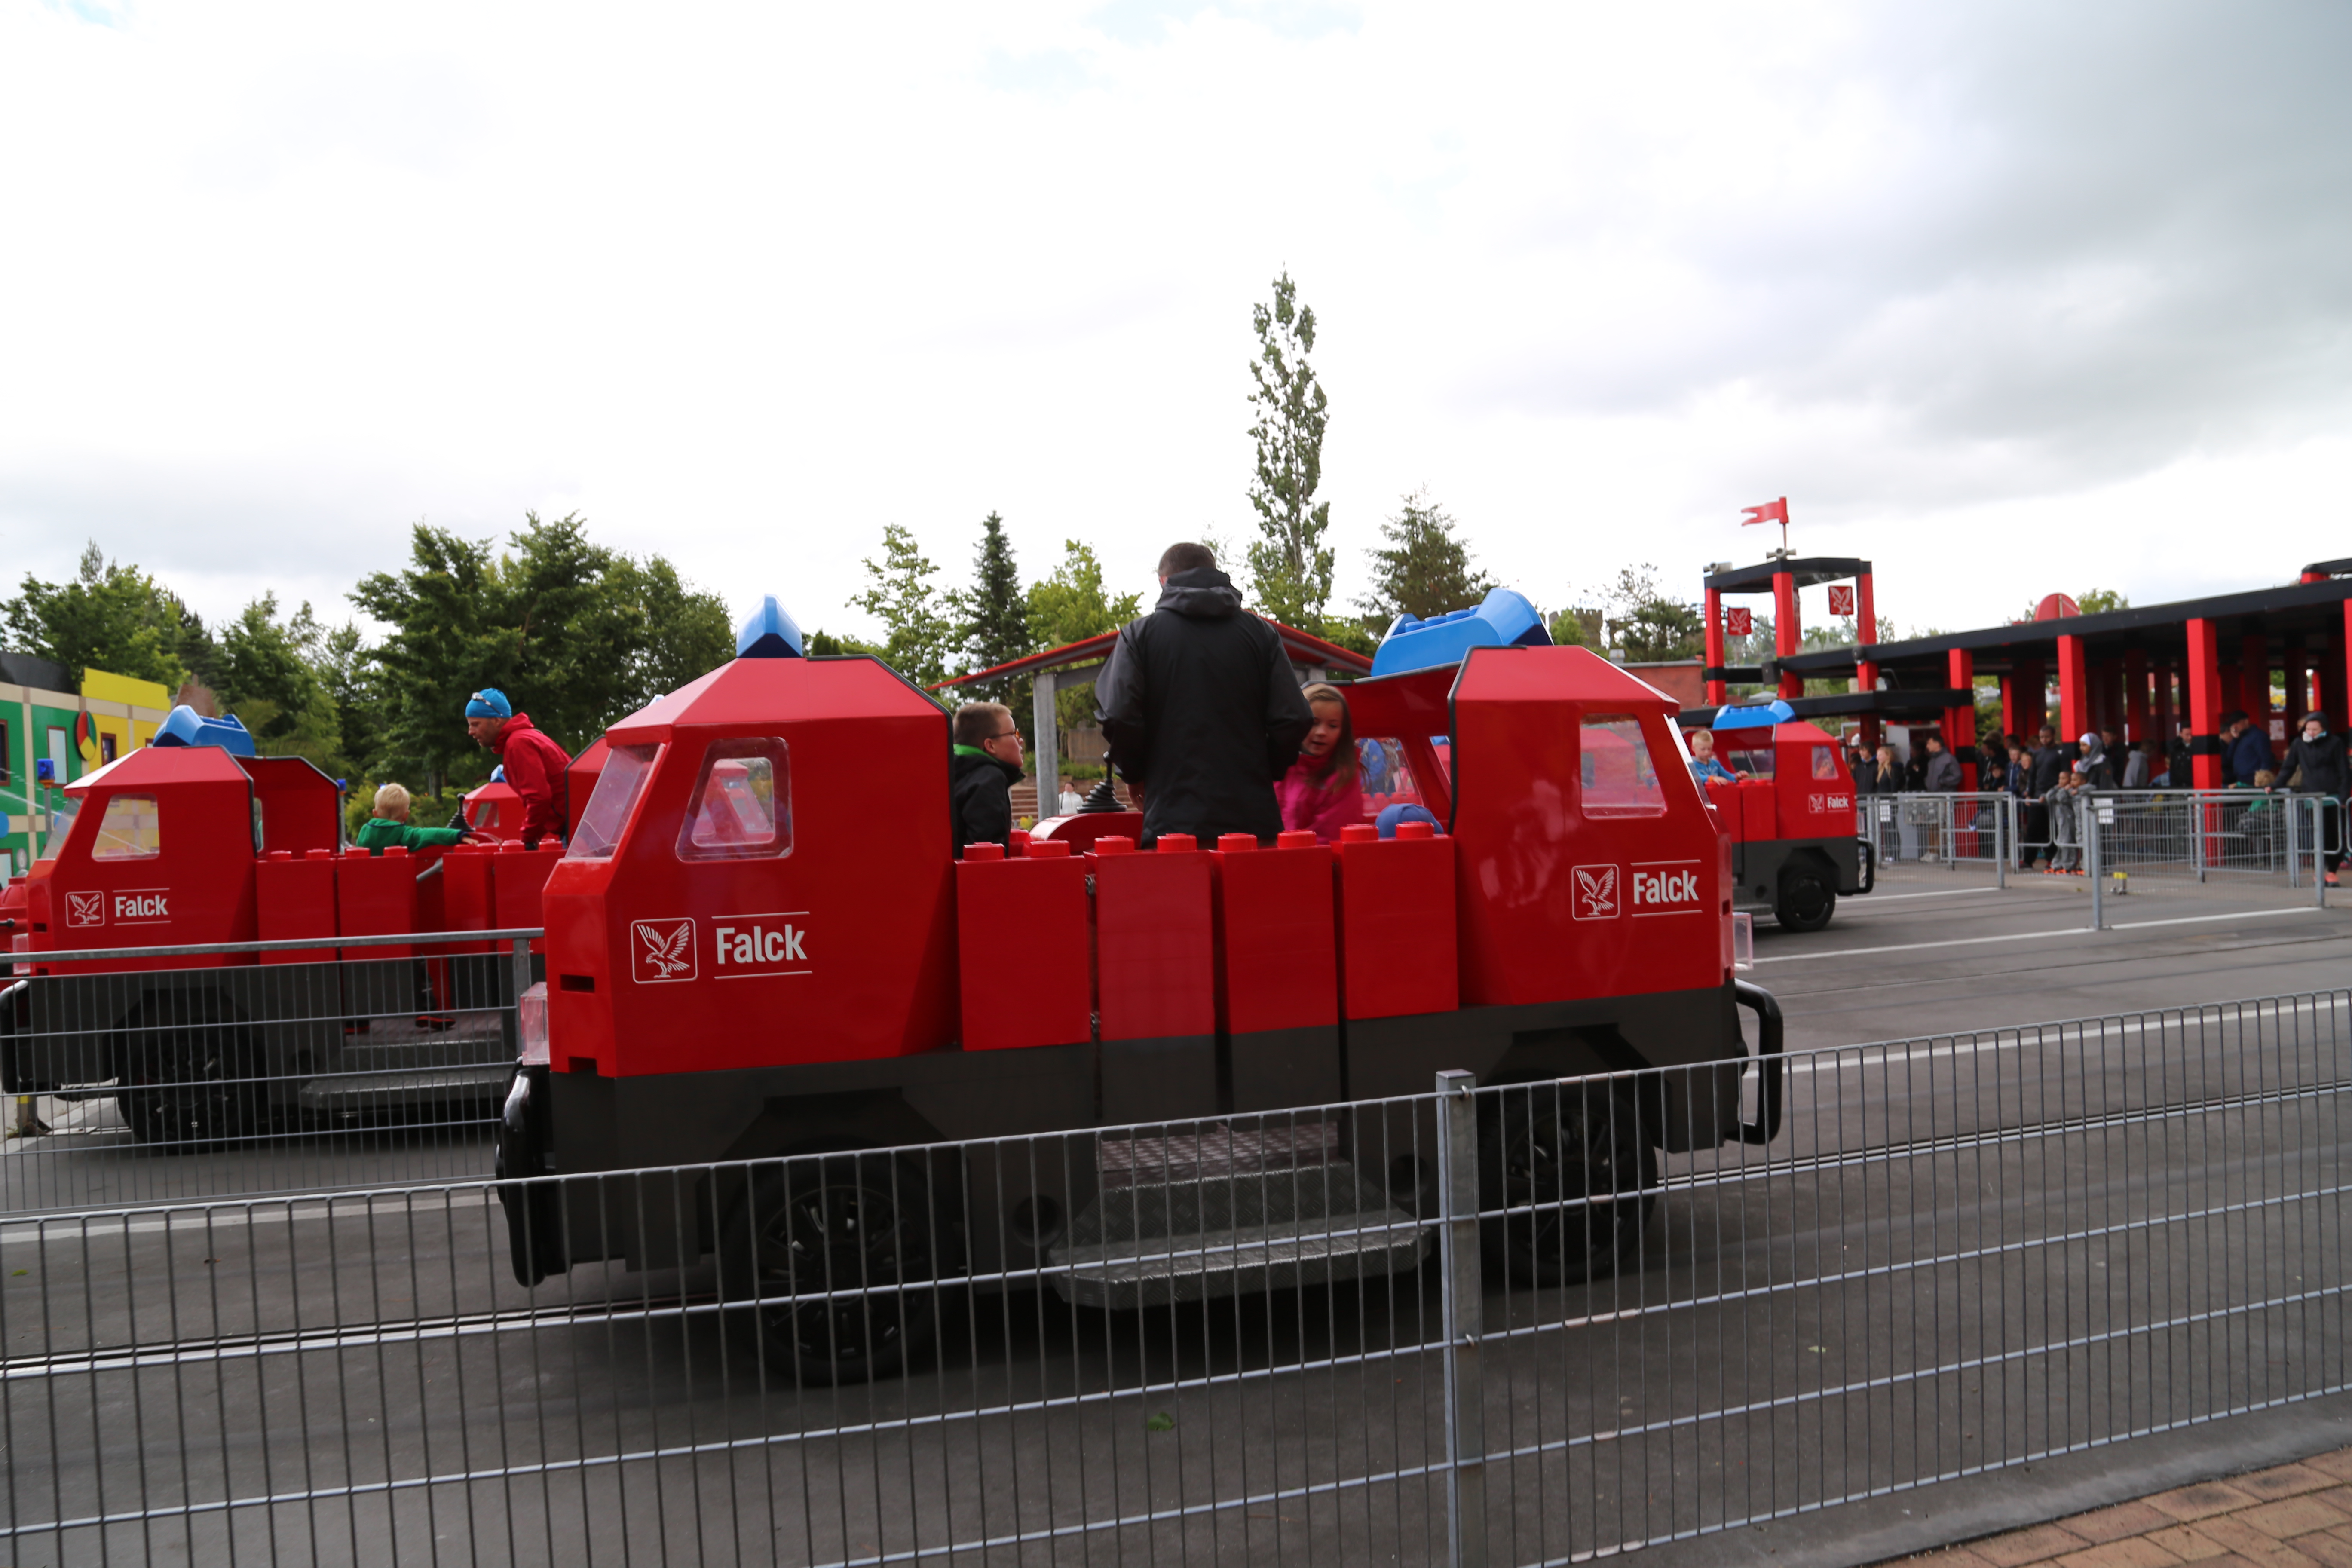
1754, 906, 2333, 963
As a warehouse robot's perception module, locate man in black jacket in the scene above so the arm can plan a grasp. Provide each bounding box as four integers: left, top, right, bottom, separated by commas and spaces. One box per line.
949, 701, 1025, 857
2024, 725, 2067, 868
1096, 542, 1315, 845
2281, 713, 2350, 884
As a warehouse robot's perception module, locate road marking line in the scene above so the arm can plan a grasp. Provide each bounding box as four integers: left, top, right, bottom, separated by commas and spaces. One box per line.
1755, 906, 2333, 963
1843, 888, 2009, 903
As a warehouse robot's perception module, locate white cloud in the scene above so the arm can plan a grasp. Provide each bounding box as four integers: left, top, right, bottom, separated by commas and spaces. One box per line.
0, 0, 2346, 653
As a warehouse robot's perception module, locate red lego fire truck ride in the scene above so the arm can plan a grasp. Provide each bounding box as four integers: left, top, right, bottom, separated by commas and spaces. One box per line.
1685, 701, 1874, 932
479, 592, 1784, 1381
0, 707, 576, 1144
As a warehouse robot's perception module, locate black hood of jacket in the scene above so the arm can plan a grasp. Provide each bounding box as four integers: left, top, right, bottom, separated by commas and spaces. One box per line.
1155, 567, 1245, 620
950, 748, 1022, 787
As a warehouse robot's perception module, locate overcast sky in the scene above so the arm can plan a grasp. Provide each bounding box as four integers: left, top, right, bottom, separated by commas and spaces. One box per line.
3, 0, 2347, 655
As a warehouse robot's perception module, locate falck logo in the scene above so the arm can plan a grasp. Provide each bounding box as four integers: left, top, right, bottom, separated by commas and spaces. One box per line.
1809, 793, 1852, 812
631, 918, 696, 983
1571, 864, 1620, 921
66, 891, 106, 928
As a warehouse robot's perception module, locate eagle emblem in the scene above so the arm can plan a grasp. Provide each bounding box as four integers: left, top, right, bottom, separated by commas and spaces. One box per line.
1571, 864, 1619, 921
67, 891, 107, 928
631, 919, 696, 982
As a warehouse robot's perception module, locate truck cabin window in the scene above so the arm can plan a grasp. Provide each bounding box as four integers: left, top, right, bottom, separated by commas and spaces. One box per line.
676, 738, 792, 861
1718, 739, 1774, 778
1812, 745, 1843, 781
1579, 715, 1667, 817
92, 794, 161, 860
566, 743, 661, 860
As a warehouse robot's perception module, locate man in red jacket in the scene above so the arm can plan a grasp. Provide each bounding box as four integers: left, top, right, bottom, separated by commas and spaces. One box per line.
464, 688, 572, 848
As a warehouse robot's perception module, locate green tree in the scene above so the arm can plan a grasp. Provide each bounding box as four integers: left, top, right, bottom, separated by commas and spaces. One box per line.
215, 594, 342, 766
1601, 565, 1705, 663
1244, 272, 1334, 625
2076, 588, 2130, 615
1028, 541, 1141, 735
318, 622, 385, 781
948, 512, 1032, 705
1548, 606, 1603, 649
806, 629, 884, 658
1355, 491, 1492, 632
852, 524, 957, 689
351, 514, 732, 795
1, 542, 187, 688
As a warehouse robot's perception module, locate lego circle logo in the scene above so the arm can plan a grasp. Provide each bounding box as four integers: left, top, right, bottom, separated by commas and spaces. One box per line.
631, 918, 697, 983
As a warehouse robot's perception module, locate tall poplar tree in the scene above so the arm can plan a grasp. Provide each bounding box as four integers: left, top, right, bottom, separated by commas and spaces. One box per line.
1244, 272, 1334, 626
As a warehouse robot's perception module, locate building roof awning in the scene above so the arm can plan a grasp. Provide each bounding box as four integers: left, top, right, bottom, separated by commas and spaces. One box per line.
931, 617, 1372, 692
1775, 573, 2352, 677
1705, 556, 1872, 594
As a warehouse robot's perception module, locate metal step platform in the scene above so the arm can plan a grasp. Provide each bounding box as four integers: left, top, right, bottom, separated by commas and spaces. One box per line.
1050, 1119, 1429, 1310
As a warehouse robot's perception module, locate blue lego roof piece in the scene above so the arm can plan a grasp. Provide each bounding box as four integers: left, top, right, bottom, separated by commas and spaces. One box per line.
736, 596, 805, 660
1712, 699, 1795, 732
150, 705, 257, 756
1370, 587, 1552, 677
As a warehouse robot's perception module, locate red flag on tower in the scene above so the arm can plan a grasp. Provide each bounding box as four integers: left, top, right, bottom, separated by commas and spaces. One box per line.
1741, 497, 1789, 527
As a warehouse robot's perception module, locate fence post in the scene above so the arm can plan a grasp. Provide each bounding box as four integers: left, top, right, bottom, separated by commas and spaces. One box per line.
1996, 793, 2009, 891
2314, 799, 2328, 910
1436, 1068, 1486, 1568
2288, 797, 2305, 890
2088, 800, 2105, 931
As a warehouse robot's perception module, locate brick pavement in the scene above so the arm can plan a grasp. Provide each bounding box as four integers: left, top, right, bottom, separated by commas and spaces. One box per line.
1893, 1450, 2352, 1568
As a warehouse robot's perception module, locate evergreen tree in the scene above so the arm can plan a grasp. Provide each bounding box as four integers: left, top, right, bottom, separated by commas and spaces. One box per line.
216, 594, 342, 766
851, 524, 956, 689
949, 511, 1032, 706
1355, 491, 1493, 631
1244, 272, 1334, 625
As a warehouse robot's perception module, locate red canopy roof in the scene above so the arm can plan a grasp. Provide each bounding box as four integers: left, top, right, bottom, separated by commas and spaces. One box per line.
931, 617, 1371, 692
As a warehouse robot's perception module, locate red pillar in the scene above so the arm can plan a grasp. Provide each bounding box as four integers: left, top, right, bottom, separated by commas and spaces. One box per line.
1703, 585, 1727, 707
2241, 633, 2271, 751
2012, 657, 2049, 737
2000, 673, 2019, 735
1947, 649, 1978, 790
1773, 568, 1801, 700
2057, 634, 2089, 743
2187, 618, 2223, 789
2124, 648, 2150, 744
2327, 603, 2352, 731
1854, 571, 1880, 745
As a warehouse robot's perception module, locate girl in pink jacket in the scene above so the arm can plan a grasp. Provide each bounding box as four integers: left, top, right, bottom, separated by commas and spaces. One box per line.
1278, 683, 1366, 843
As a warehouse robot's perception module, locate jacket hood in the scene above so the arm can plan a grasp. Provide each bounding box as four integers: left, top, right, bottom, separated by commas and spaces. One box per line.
950, 747, 1023, 784
1155, 567, 1244, 620
499, 712, 538, 739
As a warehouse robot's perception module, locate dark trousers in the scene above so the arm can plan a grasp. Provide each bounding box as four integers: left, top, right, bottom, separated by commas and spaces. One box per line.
2021, 803, 2049, 866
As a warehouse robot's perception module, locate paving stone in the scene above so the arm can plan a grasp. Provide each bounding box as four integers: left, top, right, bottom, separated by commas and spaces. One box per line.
2305, 1454, 2352, 1484
2196, 1516, 2314, 1560
2243, 1468, 2340, 1502
2052, 1537, 2189, 1568
1975, 1525, 2095, 1567
2073, 1504, 2193, 1543
2289, 1531, 2352, 1568
2147, 1525, 2233, 1562
2152, 1485, 2265, 1522
2239, 1500, 2352, 1540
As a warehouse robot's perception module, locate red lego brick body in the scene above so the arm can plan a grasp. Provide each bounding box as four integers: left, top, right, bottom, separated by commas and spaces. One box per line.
336, 847, 418, 958
257, 850, 338, 965
1333, 822, 1457, 1020
1211, 831, 1337, 1035
1090, 836, 1215, 1043
954, 842, 1091, 1051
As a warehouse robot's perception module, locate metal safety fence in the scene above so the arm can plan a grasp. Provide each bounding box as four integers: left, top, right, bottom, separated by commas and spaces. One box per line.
2, 984, 2348, 1565
1, 931, 538, 1214
1857, 791, 2341, 929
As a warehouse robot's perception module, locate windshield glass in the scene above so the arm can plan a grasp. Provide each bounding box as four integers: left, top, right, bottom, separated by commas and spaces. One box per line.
566, 744, 662, 860
36, 793, 80, 861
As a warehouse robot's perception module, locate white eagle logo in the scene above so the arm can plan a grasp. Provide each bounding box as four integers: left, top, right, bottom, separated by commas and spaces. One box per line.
67, 891, 106, 927
1572, 864, 1619, 920
633, 919, 695, 980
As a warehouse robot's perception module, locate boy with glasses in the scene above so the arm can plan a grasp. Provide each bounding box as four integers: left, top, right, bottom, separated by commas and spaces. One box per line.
950, 701, 1026, 856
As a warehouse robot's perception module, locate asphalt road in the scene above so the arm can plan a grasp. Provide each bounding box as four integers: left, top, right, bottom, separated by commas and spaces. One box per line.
0, 873, 2343, 1566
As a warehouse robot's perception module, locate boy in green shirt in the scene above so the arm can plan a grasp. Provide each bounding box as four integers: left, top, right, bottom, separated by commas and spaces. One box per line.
355, 783, 489, 854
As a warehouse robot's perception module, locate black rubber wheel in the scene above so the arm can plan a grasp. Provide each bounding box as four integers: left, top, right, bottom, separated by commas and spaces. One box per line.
1774, 866, 1836, 932
725, 1152, 959, 1385
1478, 1081, 1657, 1288
115, 991, 260, 1152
